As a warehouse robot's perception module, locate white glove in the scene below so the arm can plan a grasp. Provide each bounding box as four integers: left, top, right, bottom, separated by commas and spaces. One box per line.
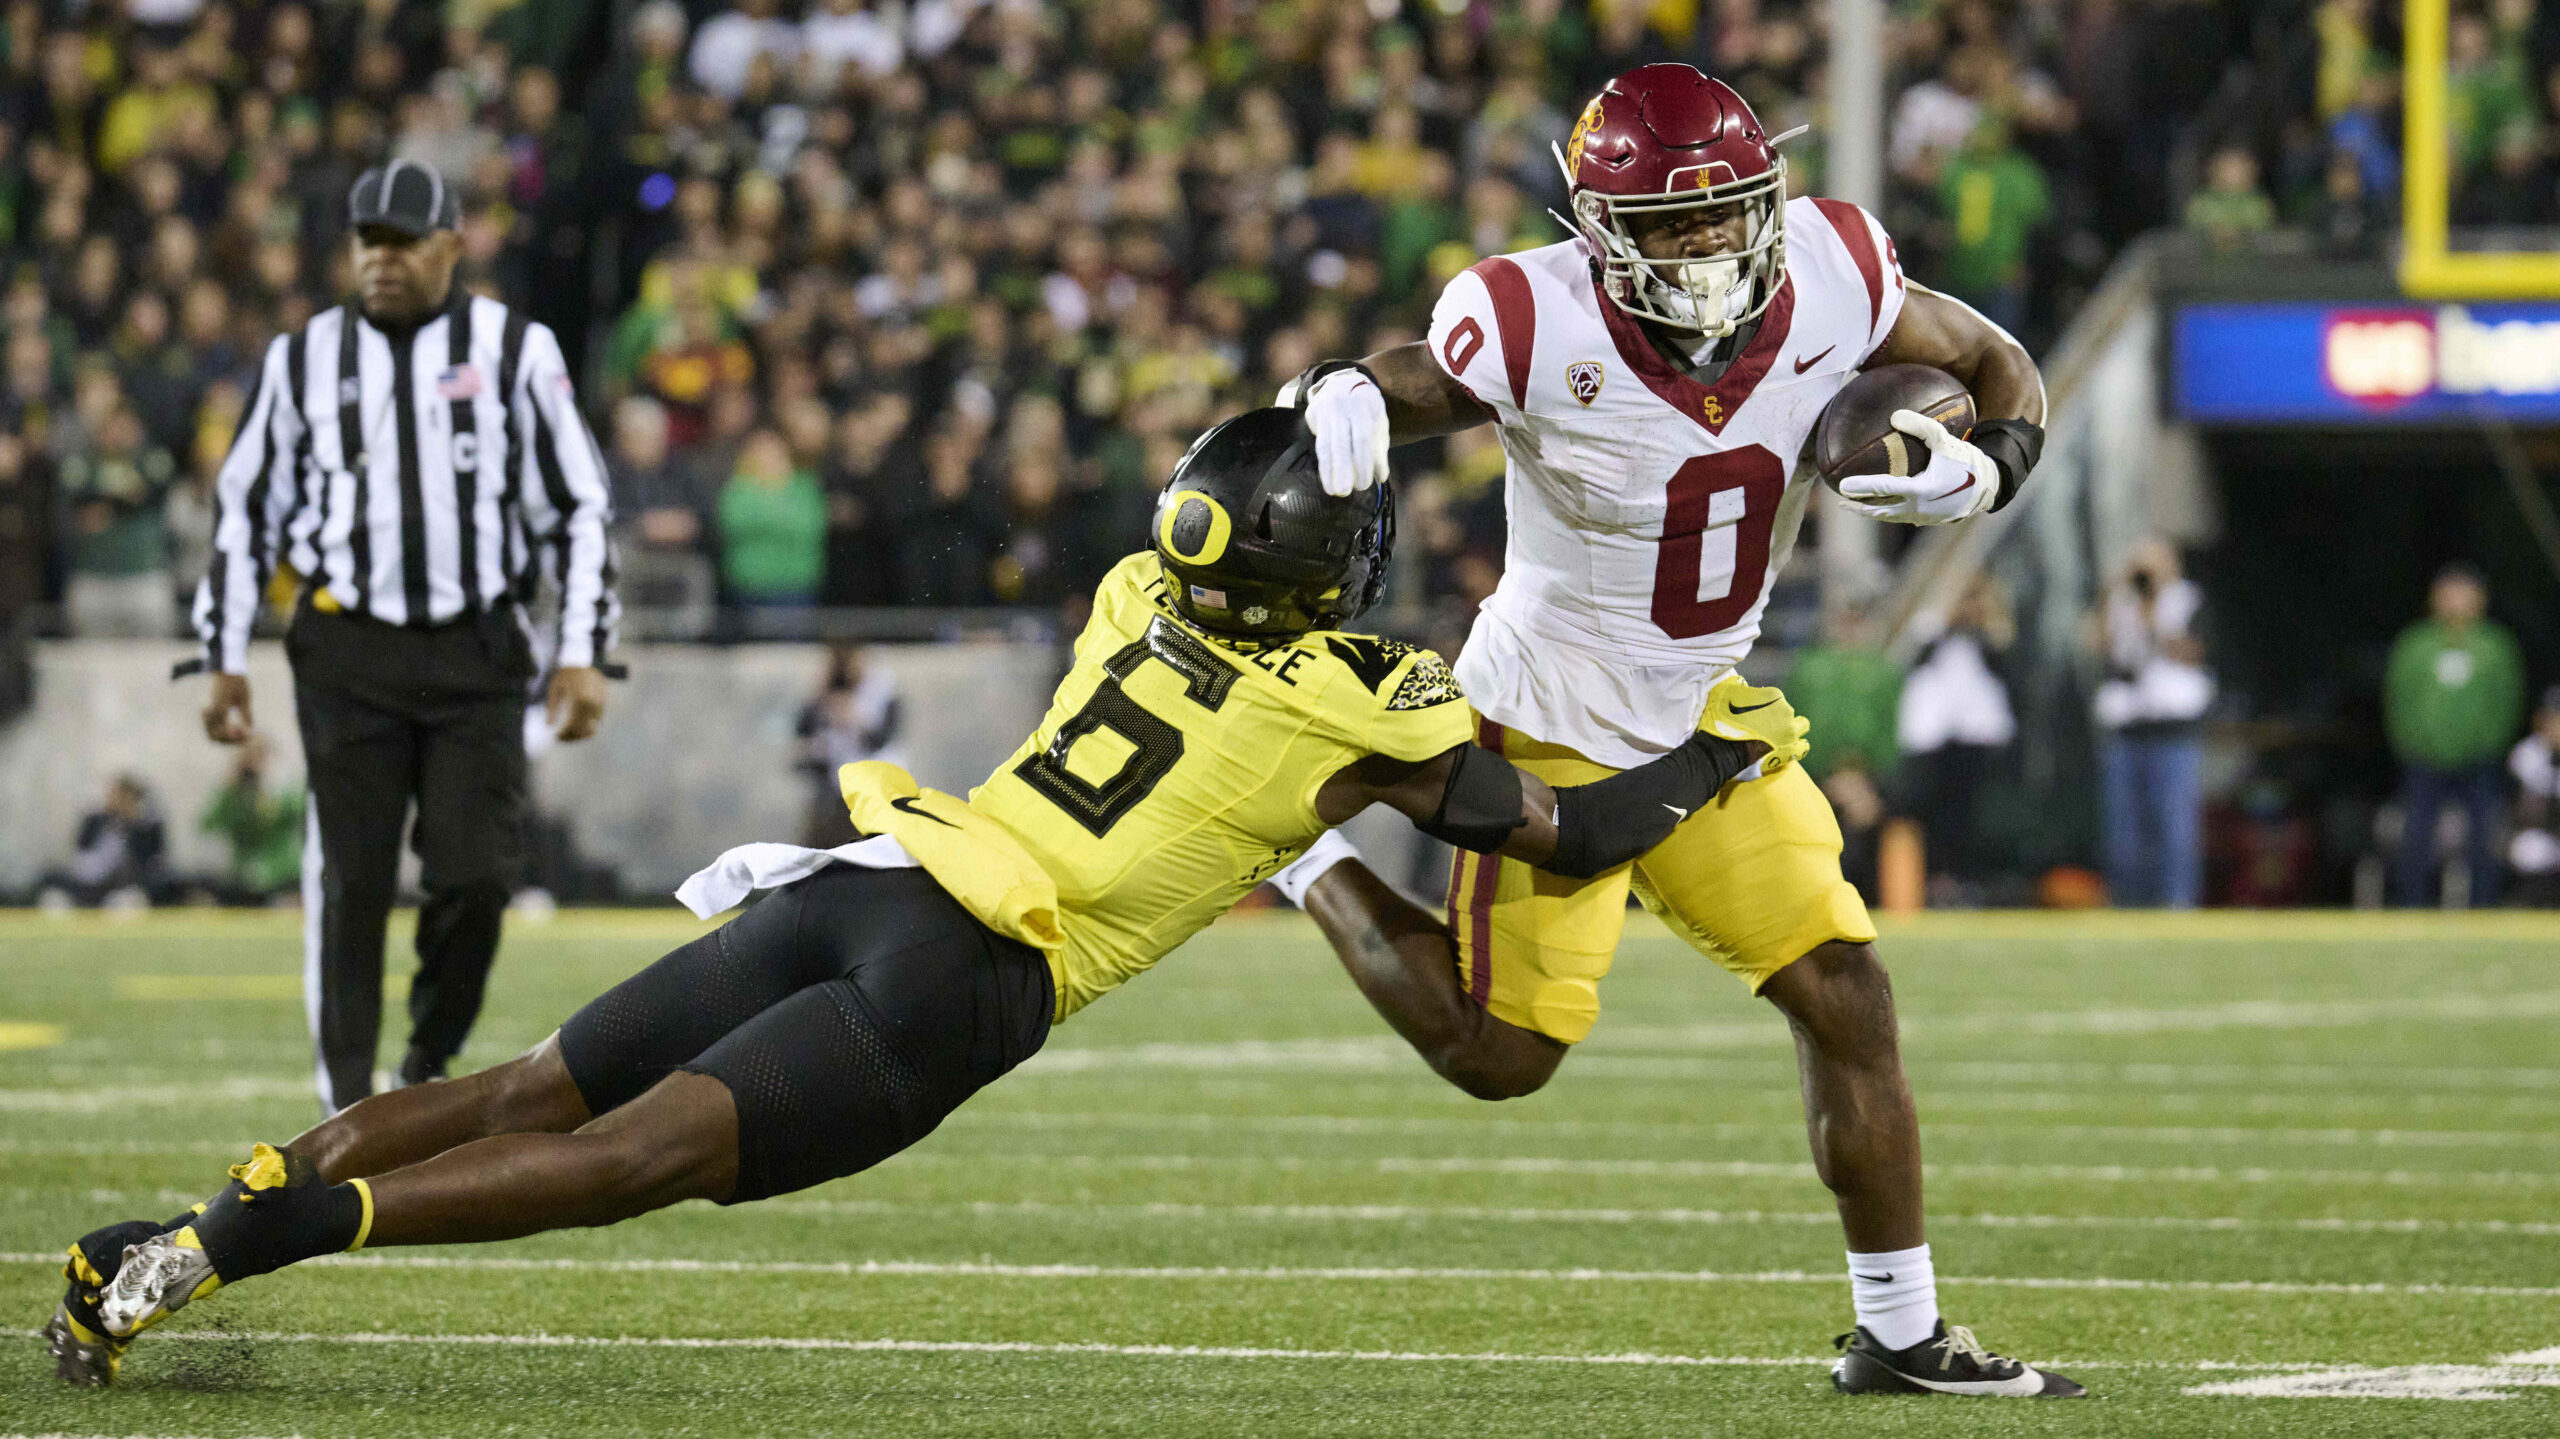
1834, 409, 2000, 526
1292, 368, 1390, 497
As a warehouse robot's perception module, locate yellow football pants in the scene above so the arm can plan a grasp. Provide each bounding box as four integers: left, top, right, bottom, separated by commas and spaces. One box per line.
1443, 709, 1877, 1044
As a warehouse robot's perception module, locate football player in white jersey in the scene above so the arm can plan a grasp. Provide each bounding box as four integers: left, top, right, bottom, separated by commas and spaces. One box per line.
1269, 64, 2080, 1397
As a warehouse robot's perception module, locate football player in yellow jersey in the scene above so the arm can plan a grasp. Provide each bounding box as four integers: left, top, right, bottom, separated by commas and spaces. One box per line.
49, 408, 1805, 1387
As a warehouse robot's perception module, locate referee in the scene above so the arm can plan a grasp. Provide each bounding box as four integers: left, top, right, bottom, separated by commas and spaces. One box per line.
190, 162, 618, 1113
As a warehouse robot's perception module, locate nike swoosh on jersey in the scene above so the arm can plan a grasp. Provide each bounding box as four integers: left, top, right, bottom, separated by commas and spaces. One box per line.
1662, 804, 1689, 821
1793, 346, 1836, 374
889, 795, 958, 828
1729, 699, 1778, 714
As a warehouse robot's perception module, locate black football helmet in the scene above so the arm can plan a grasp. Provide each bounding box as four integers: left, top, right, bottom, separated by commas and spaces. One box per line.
1151, 407, 1396, 642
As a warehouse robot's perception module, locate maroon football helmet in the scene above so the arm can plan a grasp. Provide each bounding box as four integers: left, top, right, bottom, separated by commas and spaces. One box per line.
1557, 64, 1797, 336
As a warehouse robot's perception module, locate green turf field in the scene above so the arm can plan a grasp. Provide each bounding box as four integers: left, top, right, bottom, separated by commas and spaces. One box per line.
3, 907, 2558, 1437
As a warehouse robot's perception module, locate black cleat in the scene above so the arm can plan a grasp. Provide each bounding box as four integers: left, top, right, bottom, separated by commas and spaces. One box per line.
1832, 1322, 2087, 1397
397, 1048, 447, 1088
47, 1219, 164, 1387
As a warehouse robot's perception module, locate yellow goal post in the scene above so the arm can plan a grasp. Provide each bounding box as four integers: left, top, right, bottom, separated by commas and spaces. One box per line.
2399, 0, 2560, 297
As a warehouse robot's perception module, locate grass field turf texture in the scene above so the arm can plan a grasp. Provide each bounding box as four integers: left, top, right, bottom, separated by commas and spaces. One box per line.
2, 908, 2557, 1437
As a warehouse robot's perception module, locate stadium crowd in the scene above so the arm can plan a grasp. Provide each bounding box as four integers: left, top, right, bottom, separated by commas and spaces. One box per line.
7, 0, 2560, 907
9, 0, 2560, 636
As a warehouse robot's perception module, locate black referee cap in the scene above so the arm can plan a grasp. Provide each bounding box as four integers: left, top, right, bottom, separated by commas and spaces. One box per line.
349, 159, 460, 238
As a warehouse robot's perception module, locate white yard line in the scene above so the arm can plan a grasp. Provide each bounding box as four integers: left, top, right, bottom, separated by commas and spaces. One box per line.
0, 1139, 2547, 1188
0, 1078, 312, 1112
5, 1139, 2545, 1187
765, 1196, 2560, 1238
5, 1325, 1826, 1367
952, 1109, 2560, 1151
2186, 1353, 2560, 1401
9, 1188, 2554, 1237
0, 1325, 2514, 1375
5, 1251, 2555, 1297
874, 1150, 2560, 1190
1013, 996, 2560, 1071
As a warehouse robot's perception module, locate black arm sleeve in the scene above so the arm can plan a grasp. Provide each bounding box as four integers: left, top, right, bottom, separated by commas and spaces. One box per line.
1411, 743, 1528, 853
1543, 732, 1757, 879
1973, 418, 2044, 513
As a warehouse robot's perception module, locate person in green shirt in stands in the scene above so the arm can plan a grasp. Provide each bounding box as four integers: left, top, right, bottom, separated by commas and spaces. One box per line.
2386, 563, 2526, 906
1785, 600, 1904, 903
1933, 112, 2049, 338
198, 735, 304, 903
717, 428, 828, 610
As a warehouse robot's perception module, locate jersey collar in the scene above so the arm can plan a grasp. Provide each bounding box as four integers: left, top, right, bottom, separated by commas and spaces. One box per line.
1589, 260, 1796, 438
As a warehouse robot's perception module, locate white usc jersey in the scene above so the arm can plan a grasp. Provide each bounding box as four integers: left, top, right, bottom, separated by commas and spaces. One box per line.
1429, 196, 1907, 767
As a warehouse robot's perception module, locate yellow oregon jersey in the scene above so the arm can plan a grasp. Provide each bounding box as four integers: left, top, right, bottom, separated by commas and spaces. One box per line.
971, 553, 1473, 1018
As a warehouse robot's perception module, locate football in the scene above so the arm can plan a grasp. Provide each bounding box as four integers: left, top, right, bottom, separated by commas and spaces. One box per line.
1812, 363, 1977, 489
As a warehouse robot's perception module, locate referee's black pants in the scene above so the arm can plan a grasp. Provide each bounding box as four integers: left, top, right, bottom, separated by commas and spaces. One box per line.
289, 600, 532, 1113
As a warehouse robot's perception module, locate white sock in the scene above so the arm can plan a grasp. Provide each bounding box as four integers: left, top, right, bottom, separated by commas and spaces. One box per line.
1847, 1245, 1939, 1351
1268, 830, 1362, 907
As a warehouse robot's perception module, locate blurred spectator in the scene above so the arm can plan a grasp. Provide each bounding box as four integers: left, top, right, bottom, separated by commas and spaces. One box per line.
1932, 113, 2048, 336
796, 643, 908, 847
803, 0, 904, 91
199, 734, 305, 904
822, 391, 913, 606
2510, 687, 2560, 908
610, 396, 718, 631
1897, 575, 2016, 901
690, 0, 801, 103
898, 419, 996, 605
2310, 144, 2388, 258
2445, 8, 2531, 182
60, 401, 178, 636
1788, 599, 1903, 903
2386, 563, 2525, 908
717, 428, 827, 610
44, 774, 169, 908
2184, 146, 2276, 251
2093, 539, 2214, 909
0, 432, 53, 630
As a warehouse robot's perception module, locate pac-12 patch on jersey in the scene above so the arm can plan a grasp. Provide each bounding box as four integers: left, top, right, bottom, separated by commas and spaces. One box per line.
1567, 361, 1604, 405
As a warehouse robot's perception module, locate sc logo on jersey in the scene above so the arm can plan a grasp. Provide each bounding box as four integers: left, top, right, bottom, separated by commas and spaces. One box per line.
1567, 361, 1605, 406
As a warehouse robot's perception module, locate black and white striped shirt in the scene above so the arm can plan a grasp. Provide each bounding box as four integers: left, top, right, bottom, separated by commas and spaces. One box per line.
192, 294, 618, 672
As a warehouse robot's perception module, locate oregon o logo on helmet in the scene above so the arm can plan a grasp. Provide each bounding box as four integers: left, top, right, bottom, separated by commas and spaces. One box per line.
1158, 491, 1233, 566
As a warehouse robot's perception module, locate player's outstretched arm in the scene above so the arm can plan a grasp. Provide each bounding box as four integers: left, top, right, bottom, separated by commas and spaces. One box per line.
1316, 678, 1804, 878
1362, 342, 1497, 443
1280, 344, 1494, 495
